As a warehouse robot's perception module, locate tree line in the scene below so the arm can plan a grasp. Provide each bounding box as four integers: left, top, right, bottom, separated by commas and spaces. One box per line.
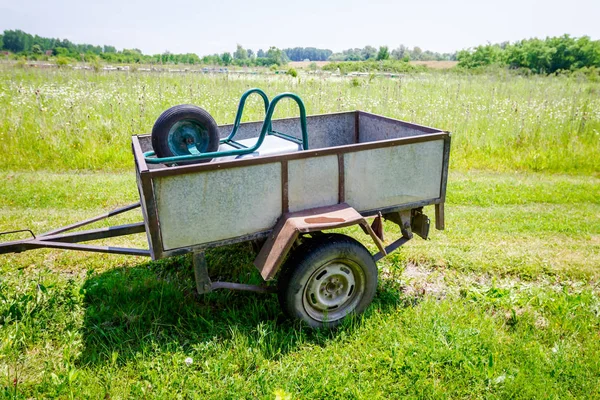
0, 29, 451, 66
2, 29, 598, 74
457, 35, 600, 74
329, 45, 456, 62
0, 30, 294, 66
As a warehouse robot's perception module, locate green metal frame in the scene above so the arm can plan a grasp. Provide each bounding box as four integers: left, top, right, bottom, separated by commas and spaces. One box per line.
144, 89, 308, 164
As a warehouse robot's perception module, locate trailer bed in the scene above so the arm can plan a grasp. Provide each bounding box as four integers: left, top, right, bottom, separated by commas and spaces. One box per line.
132, 110, 450, 260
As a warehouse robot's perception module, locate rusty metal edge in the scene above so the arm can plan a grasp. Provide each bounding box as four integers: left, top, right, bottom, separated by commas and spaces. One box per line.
437, 134, 451, 231
16, 240, 151, 257
131, 135, 149, 173
281, 160, 289, 213
159, 230, 272, 258
40, 203, 141, 237
354, 110, 360, 144
357, 110, 443, 134
39, 222, 146, 243
143, 132, 449, 178
337, 153, 345, 203
439, 133, 451, 201
359, 198, 442, 218
139, 170, 162, 259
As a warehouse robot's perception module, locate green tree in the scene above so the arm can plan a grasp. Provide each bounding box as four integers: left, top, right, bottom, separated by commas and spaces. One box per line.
457, 44, 505, 68
221, 52, 232, 65
391, 45, 407, 60
266, 46, 289, 65
362, 45, 377, 60
376, 46, 390, 60
3, 30, 29, 52
411, 46, 423, 60
234, 44, 248, 60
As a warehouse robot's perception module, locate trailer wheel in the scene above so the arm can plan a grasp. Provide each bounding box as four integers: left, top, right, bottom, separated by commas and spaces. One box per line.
151, 104, 220, 165
278, 234, 378, 328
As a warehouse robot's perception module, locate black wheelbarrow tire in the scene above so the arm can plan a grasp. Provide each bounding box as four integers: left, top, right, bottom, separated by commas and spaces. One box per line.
278, 233, 378, 329
151, 104, 220, 165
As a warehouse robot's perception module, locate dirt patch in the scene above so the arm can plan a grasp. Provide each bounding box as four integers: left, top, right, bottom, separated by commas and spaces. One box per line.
381, 262, 599, 300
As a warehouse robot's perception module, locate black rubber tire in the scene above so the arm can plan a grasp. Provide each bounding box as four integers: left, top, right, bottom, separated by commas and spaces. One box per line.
278, 233, 378, 328
151, 104, 220, 165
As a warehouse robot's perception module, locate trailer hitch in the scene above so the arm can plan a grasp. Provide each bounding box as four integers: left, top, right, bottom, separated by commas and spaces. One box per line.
0, 203, 151, 257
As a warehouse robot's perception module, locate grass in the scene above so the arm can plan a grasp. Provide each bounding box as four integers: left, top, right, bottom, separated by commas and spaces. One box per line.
0, 66, 598, 174
0, 170, 598, 398
0, 67, 599, 398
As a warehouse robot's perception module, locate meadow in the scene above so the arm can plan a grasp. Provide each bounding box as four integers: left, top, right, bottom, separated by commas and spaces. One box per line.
0, 66, 599, 398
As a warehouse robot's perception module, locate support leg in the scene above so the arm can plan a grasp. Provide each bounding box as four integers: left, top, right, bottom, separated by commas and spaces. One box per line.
193, 251, 212, 294
435, 203, 445, 230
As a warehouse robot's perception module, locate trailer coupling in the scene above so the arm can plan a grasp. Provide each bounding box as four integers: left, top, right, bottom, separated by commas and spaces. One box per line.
0, 203, 150, 257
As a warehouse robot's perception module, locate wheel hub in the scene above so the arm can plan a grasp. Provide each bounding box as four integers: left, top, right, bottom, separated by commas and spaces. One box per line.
303, 260, 364, 322
167, 119, 210, 156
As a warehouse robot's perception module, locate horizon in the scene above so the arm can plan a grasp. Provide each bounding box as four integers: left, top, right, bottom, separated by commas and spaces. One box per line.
1, 0, 599, 56
1, 27, 596, 57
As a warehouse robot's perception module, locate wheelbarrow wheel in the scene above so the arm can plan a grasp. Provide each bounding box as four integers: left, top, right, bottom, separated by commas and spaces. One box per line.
278, 233, 378, 328
151, 104, 220, 165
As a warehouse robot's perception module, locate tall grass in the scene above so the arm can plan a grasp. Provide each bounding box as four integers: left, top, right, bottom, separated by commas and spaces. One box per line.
0, 67, 598, 174
1, 66, 599, 397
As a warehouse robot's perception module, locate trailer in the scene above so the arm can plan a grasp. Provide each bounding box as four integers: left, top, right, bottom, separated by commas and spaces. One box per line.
0, 89, 450, 328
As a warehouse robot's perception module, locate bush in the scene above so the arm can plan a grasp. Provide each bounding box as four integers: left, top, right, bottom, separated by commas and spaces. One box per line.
15, 57, 26, 68
55, 56, 70, 67
457, 35, 600, 74
323, 60, 426, 74
90, 57, 102, 72
287, 67, 298, 77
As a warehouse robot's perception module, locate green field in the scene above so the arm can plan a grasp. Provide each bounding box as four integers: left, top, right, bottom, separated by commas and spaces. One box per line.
0, 67, 599, 398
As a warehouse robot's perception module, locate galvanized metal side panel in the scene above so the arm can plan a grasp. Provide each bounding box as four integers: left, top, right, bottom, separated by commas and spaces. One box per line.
218, 112, 356, 150
344, 140, 444, 211
359, 113, 438, 143
154, 163, 282, 250
288, 155, 339, 213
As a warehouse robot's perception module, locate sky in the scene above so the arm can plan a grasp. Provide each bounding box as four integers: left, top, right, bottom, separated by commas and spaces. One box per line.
1, 0, 599, 55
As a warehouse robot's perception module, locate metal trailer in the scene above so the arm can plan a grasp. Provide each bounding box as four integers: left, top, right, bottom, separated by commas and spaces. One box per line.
0, 94, 450, 328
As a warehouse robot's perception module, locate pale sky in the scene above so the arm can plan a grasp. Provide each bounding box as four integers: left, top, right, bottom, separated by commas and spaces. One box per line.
1, 0, 598, 55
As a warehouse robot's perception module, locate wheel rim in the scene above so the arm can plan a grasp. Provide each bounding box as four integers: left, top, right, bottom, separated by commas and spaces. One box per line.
303, 259, 366, 323
167, 119, 211, 156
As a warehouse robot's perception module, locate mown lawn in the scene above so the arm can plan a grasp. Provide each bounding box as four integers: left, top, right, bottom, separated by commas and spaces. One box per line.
1, 170, 598, 398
